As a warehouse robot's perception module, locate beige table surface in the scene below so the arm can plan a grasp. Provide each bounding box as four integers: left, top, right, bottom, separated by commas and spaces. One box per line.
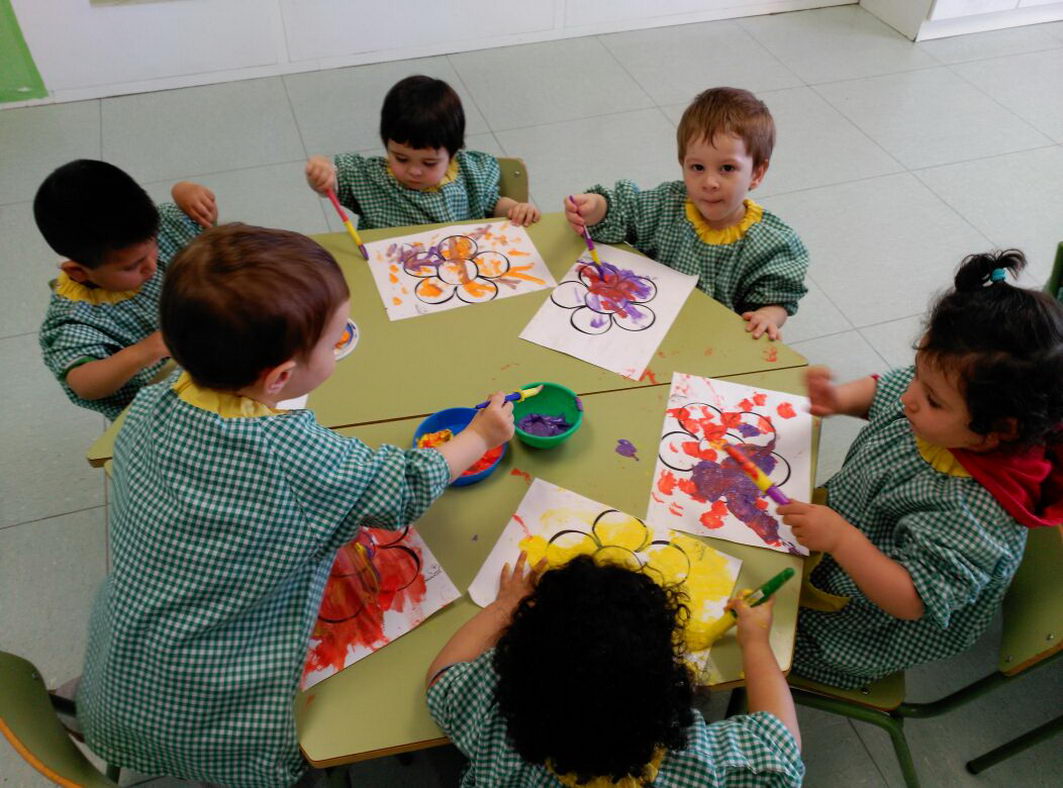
296, 366, 812, 768
86, 213, 805, 466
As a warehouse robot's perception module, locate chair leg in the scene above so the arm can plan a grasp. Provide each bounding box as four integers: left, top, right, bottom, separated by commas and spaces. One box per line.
965, 713, 1063, 775
792, 689, 919, 788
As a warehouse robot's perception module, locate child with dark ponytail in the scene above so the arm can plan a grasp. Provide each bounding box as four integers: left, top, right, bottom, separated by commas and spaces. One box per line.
777, 249, 1063, 689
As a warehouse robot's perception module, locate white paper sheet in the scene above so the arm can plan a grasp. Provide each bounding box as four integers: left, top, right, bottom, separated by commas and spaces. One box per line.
646, 373, 813, 555
518, 245, 696, 380
363, 220, 555, 321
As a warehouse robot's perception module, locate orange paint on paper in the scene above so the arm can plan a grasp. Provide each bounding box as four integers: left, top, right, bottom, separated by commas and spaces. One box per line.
698, 500, 728, 530
501, 263, 546, 285
738, 398, 754, 411
678, 477, 707, 503
657, 470, 677, 496
668, 502, 684, 517
506, 248, 530, 256
762, 346, 778, 363
389, 272, 399, 284
776, 402, 796, 419
392, 297, 402, 305
752, 393, 767, 406
639, 368, 659, 385
754, 498, 768, 510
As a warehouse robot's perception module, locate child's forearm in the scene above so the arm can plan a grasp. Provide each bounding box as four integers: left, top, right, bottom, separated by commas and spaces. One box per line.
492, 197, 516, 218
834, 375, 878, 419
741, 639, 801, 750
434, 430, 492, 482
64, 342, 161, 400
832, 529, 925, 620
425, 599, 515, 686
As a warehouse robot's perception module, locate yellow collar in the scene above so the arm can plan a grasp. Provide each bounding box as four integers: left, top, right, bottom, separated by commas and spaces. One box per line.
914, 435, 971, 478
53, 271, 142, 305
386, 157, 460, 192
172, 372, 284, 419
684, 199, 763, 245
548, 749, 665, 787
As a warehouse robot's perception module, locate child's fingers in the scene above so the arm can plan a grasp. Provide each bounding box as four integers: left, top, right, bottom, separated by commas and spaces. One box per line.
513, 550, 528, 576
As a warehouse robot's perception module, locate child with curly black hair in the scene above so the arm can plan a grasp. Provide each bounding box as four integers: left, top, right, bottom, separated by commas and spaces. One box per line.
427, 553, 803, 786
779, 249, 1063, 689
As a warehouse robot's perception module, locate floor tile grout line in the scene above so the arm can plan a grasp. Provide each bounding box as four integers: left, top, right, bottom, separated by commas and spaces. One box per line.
805, 83, 910, 175
280, 74, 311, 161
728, 15, 810, 89
942, 60, 1058, 145
909, 170, 998, 252
847, 718, 897, 787
0, 504, 107, 532
923, 39, 1063, 69
593, 32, 666, 113
906, 142, 1061, 175
443, 52, 495, 140
0, 330, 40, 342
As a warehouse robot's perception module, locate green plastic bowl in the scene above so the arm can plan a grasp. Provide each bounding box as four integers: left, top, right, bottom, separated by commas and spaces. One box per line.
512, 381, 583, 448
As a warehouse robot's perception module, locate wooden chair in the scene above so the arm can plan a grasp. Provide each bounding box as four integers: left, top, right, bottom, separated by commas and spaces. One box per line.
496, 157, 529, 204
0, 650, 119, 786
781, 525, 1063, 787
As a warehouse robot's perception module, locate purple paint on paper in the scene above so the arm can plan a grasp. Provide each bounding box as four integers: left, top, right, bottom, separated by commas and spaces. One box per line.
689, 456, 783, 546
737, 422, 762, 438
615, 439, 639, 461
518, 413, 571, 436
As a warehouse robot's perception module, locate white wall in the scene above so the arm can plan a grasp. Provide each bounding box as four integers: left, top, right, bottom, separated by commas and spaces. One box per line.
7, 0, 853, 108
862, 0, 1063, 39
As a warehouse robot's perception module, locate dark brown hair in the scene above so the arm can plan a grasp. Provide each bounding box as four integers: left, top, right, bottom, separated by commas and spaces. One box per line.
922, 249, 1063, 447
160, 224, 349, 390
380, 75, 465, 157
676, 87, 775, 168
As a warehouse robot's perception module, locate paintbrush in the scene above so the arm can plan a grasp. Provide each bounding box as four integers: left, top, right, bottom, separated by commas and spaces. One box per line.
325, 187, 369, 260
717, 441, 791, 505
567, 195, 604, 275
474, 385, 543, 410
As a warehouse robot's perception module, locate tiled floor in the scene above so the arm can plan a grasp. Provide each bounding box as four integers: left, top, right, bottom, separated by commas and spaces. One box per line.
2, 5, 1061, 786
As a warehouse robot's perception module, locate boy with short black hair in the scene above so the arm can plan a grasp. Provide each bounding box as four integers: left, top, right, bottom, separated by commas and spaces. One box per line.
566, 87, 808, 340
35, 159, 215, 419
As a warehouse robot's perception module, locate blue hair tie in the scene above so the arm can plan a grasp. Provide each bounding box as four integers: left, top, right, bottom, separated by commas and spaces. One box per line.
989, 268, 1006, 283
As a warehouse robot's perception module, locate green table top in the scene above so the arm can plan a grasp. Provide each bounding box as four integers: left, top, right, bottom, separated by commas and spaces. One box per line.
85, 213, 805, 467
295, 366, 812, 767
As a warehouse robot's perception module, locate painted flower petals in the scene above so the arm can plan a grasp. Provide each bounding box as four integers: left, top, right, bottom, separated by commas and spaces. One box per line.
571, 307, 612, 335
551, 280, 590, 309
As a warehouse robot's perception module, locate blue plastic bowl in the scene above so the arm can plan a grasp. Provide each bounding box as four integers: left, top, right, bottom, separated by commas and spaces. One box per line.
412, 407, 507, 487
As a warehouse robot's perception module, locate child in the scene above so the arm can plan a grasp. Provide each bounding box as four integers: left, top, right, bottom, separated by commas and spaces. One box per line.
305, 75, 540, 229
778, 250, 1063, 689
427, 553, 804, 786
76, 224, 514, 787
565, 87, 807, 341
35, 159, 216, 420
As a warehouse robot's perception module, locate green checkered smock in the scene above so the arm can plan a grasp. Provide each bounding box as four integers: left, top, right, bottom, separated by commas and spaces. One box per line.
793, 367, 1027, 689
428, 651, 805, 787
586, 180, 808, 315
77, 381, 450, 787
38, 203, 201, 420
334, 149, 501, 230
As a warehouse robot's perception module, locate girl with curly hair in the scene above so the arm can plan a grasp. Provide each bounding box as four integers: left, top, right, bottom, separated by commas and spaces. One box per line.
426, 553, 803, 786
779, 249, 1063, 689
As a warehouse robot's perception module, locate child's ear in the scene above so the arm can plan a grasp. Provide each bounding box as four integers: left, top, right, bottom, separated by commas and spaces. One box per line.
60, 260, 91, 284
749, 161, 769, 191
261, 360, 297, 396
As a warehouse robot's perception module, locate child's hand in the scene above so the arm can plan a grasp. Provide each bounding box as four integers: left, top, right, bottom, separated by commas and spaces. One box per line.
171, 181, 217, 228
741, 305, 787, 341
730, 595, 774, 650
137, 330, 171, 366
564, 193, 606, 233
777, 501, 853, 553
305, 155, 337, 195
805, 366, 840, 417
468, 391, 515, 448
495, 551, 547, 612
507, 201, 541, 227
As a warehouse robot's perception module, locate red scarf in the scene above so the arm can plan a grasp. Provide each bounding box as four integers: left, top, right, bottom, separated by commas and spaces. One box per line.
951, 443, 1063, 528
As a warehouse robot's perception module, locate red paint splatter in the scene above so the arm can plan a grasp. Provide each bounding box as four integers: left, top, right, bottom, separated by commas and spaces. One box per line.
753, 393, 767, 406
699, 501, 728, 529
512, 514, 529, 536
704, 347, 715, 356
510, 468, 532, 484
657, 350, 666, 358
304, 530, 428, 677
762, 346, 778, 363
657, 470, 677, 495
738, 398, 754, 411
754, 498, 768, 510
668, 502, 684, 516
639, 368, 659, 385
650, 492, 665, 504
678, 477, 707, 503
776, 402, 796, 419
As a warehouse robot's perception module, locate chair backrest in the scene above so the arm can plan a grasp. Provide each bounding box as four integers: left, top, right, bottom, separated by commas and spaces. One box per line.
1046, 242, 1063, 302
0, 651, 116, 787
999, 525, 1063, 675
496, 157, 529, 204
